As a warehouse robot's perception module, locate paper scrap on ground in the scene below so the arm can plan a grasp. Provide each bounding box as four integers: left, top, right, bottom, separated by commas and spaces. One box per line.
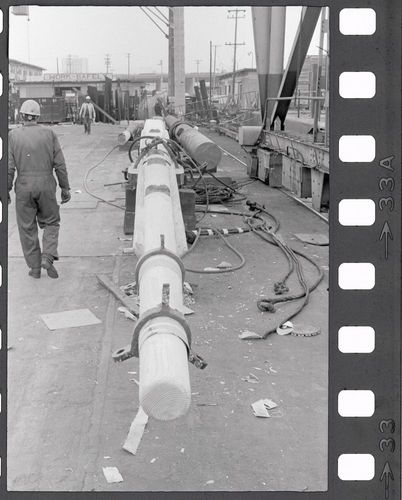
117, 306, 137, 321
262, 398, 278, 409
252, 398, 279, 418
239, 330, 262, 340
40, 309, 101, 330
122, 407, 149, 455
217, 261, 232, 269
241, 373, 259, 384
251, 400, 271, 418
276, 321, 294, 336
182, 305, 195, 315
102, 466, 123, 483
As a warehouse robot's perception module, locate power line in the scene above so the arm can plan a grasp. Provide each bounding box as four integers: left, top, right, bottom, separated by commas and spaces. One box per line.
139, 6, 169, 38
146, 6, 169, 27
154, 6, 169, 22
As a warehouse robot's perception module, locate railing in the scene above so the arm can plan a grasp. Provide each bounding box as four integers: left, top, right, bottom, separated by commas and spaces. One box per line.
172, 90, 260, 125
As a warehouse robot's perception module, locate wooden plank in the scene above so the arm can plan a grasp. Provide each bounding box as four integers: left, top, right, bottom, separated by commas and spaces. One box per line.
92, 101, 119, 124
122, 407, 149, 455
96, 274, 139, 317
311, 169, 325, 211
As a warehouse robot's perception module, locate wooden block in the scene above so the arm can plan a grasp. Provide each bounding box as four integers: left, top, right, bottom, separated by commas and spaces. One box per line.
268, 153, 283, 187
96, 274, 139, 317
179, 189, 197, 231
311, 170, 329, 211
124, 185, 136, 235
247, 151, 258, 178
258, 164, 270, 184
282, 158, 311, 198
257, 149, 282, 187
125, 185, 136, 212
124, 211, 135, 235
281, 157, 292, 191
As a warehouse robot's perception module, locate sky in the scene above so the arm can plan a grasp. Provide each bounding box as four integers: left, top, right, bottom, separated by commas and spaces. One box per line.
9, 6, 323, 75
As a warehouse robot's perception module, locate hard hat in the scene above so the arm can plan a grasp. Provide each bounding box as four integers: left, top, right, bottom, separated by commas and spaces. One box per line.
20, 99, 40, 116
86, 96, 91, 100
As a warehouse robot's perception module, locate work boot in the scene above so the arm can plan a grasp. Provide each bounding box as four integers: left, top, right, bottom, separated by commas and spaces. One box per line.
28, 268, 41, 279
41, 254, 59, 279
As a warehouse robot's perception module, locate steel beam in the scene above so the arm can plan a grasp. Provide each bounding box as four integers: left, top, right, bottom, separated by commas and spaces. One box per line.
262, 130, 329, 173
266, 7, 286, 120
251, 7, 271, 119
269, 7, 321, 130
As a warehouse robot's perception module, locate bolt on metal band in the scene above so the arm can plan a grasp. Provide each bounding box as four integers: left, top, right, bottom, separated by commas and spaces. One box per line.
134, 247, 186, 287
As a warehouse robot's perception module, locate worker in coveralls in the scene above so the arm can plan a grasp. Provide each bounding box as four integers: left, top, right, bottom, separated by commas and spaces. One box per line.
79, 95, 96, 134
8, 99, 71, 279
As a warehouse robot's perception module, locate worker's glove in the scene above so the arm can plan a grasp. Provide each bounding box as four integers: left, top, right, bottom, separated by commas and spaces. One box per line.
61, 188, 71, 204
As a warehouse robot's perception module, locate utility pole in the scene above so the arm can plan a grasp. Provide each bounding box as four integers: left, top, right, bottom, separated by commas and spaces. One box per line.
158, 59, 163, 90
209, 41, 212, 105
126, 53, 131, 80
67, 54, 73, 74
26, 15, 31, 64
226, 9, 246, 99
194, 59, 202, 84
168, 7, 185, 114
212, 44, 221, 94
105, 54, 111, 74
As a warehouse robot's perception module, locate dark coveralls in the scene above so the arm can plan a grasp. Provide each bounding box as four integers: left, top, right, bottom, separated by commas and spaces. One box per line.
8, 123, 70, 270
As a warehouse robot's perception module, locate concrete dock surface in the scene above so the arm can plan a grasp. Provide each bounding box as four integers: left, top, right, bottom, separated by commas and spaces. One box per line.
7, 122, 328, 492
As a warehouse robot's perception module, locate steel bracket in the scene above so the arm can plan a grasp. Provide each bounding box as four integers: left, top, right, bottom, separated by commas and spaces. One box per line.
112, 284, 207, 369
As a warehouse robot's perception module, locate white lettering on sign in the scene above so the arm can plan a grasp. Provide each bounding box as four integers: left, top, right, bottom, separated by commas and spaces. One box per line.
43, 73, 110, 82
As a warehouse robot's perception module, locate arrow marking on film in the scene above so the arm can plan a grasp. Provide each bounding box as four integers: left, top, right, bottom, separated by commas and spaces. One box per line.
379, 221, 393, 260
380, 461, 394, 500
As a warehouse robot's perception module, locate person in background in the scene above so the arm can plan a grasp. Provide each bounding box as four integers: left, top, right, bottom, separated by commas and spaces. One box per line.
8, 99, 71, 279
154, 96, 164, 116
79, 95, 96, 134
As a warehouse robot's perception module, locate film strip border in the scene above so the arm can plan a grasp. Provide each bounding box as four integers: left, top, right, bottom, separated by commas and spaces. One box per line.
0, 1, 400, 500
330, 3, 401, 500
0, 3, 6, 493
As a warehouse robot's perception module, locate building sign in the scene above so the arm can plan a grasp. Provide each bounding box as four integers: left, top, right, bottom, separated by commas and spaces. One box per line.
43, 73, 111, 82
